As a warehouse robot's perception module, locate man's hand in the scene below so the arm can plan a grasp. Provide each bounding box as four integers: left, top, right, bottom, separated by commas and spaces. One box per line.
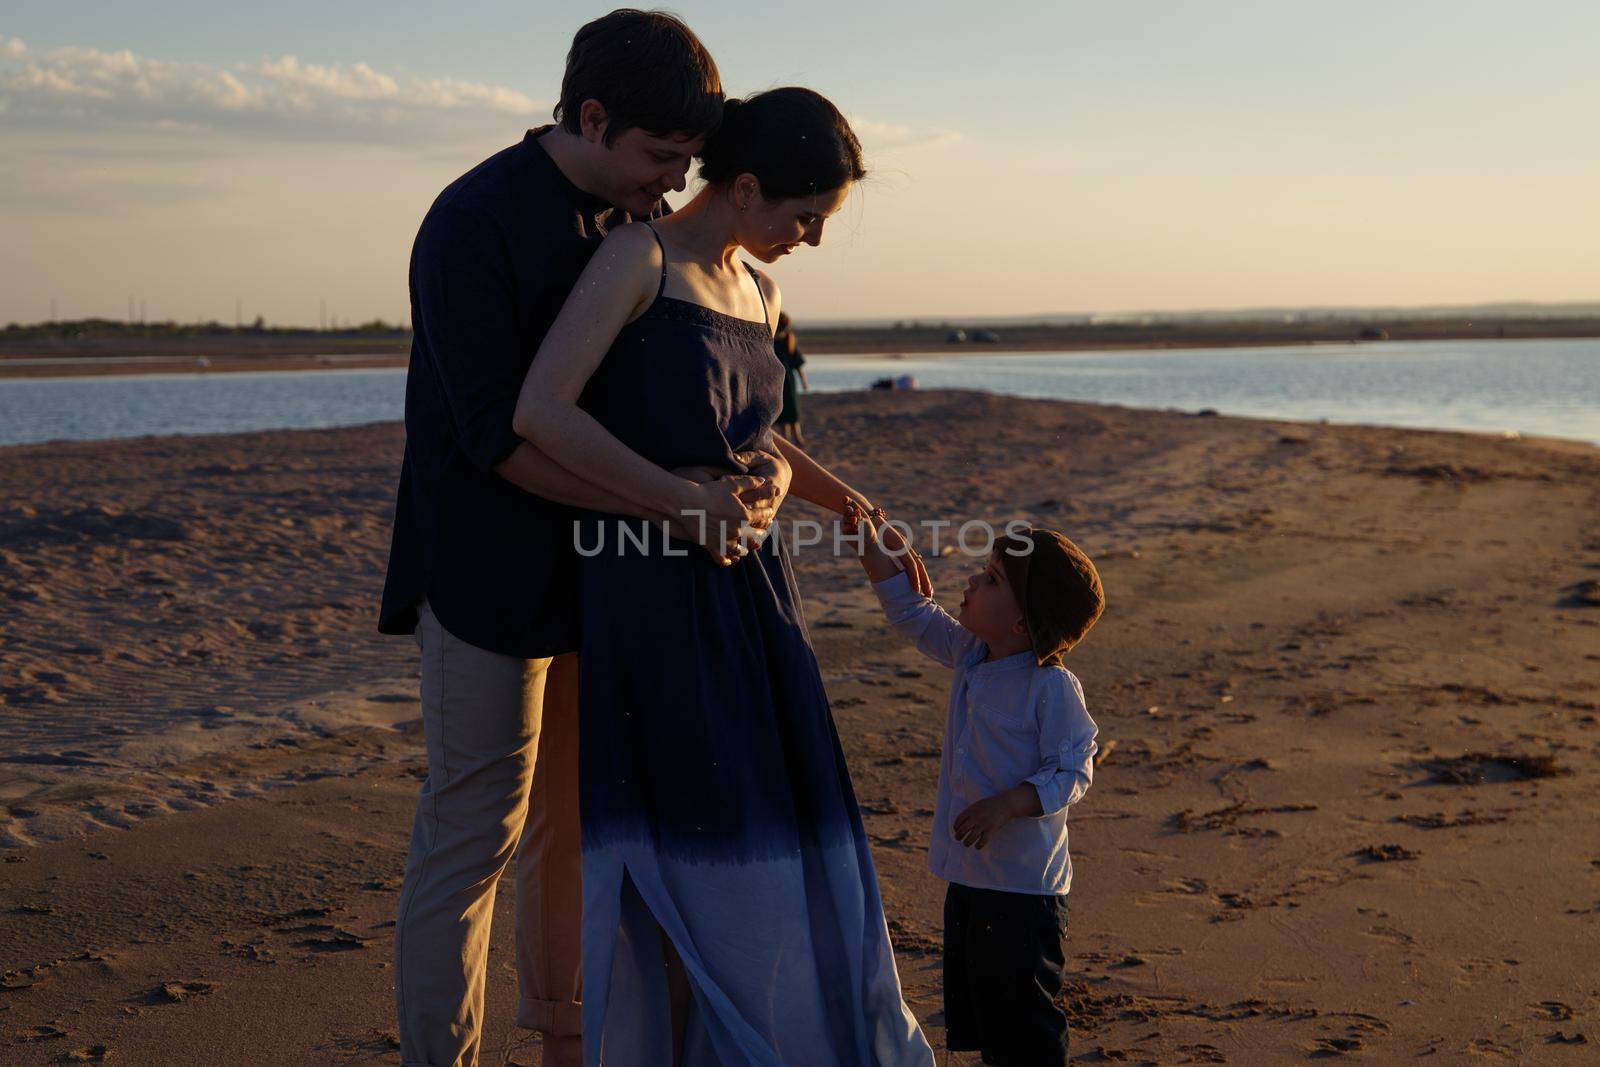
952, 785, 1042, 850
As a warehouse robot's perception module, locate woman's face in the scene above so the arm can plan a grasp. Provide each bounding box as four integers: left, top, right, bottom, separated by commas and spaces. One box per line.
735, 181, 852, 264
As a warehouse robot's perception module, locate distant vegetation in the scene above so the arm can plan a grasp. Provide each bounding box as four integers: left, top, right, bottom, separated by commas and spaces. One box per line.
796, 313, 1600, 353
2, 318, 408, 341
2, 310, 1596, 360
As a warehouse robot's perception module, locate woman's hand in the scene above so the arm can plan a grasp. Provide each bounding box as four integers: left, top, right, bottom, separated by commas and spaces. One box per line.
669, 466, 766, 564
678, 476, 764, 562
672, 448, 790, 563
731, 447, 790, 540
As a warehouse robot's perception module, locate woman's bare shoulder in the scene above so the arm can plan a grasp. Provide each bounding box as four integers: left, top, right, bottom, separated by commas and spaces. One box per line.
574, 223, 663, 316
599, 221, 663, 265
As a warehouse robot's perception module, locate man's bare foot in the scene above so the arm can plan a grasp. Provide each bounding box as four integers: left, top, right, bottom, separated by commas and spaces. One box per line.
541, 1032, 583, 1067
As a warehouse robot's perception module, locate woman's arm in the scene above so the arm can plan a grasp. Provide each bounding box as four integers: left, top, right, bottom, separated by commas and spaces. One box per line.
770, 435, 865, 516
512, 225, 761, 549
772, 436, 931, 596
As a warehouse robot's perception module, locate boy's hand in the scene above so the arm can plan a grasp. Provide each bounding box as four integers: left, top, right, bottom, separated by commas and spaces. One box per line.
844, 501, 933, 595
842, 500, 895, 582
879, 521, 932, 598
952, 785, 1042, 850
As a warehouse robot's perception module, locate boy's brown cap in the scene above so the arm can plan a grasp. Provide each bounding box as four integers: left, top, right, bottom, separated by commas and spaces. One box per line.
998, 528, 1105, 667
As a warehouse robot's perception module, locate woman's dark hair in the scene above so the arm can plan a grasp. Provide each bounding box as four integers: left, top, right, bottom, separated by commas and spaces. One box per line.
698, 88, 866, 199
555, 9, 723, 145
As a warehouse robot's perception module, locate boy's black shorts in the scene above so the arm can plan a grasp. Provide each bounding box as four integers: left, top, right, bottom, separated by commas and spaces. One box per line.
943, 882, 1069, 1067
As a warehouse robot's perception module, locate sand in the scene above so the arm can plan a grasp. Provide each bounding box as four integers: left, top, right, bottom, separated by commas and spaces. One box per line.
3, 391, 1598, 1063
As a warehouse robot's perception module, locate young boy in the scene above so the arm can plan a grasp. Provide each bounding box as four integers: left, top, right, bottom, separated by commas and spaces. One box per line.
848, 506, 1104, 1067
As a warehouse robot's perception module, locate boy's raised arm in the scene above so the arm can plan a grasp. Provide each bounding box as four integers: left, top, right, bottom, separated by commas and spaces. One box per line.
847, 506, 980, 670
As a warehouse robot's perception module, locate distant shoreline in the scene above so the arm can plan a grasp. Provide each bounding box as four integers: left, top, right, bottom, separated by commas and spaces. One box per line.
2, 321, 1597, 379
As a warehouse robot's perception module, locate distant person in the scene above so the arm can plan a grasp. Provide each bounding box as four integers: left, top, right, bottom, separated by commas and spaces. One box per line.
774, 309, 809, 445
376, 12, 786, 1067
847, 507, 1104, 1067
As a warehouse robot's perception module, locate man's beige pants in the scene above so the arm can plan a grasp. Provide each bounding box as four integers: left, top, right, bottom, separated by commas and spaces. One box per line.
395, 600, 581, 1067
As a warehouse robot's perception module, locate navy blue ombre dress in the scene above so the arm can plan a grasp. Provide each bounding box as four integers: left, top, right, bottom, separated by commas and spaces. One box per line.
574, 227, 932, 1066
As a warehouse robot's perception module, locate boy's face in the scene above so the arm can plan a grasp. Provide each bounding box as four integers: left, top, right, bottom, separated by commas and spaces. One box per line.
957, 551, 1026, 644
600, 125, 703, 216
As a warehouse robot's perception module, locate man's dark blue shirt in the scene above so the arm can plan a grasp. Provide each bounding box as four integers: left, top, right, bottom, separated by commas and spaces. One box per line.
379, 127, 623, 657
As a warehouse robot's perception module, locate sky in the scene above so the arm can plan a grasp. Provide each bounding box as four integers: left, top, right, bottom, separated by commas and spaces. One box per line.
2, 1, 1597, 327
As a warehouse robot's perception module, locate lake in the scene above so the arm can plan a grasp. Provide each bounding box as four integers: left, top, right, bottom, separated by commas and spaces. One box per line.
1, 338, 1595, 448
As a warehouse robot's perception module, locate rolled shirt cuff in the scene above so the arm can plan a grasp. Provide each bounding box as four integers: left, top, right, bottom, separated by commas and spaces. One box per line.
871, 569, 918, 606
1024, 769, 1068, 817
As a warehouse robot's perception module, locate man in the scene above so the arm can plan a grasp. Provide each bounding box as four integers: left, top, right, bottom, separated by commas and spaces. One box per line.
378, 12, 777, 1066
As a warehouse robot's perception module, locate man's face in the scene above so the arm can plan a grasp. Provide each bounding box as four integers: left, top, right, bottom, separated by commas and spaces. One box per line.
601, 127, 704, 216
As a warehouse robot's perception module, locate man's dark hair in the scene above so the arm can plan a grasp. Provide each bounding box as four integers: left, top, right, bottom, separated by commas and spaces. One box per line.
555, 9, 723, 145
698, 87, 866, 200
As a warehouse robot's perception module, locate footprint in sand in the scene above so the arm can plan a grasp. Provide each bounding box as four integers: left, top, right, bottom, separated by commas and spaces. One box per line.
1365, 925, 1418, 946
1310, 1036, 1363, 1055
1352, 844, 1420, 863
327, 1029, 402, 1055
1465, 1037, 1519, 1058
1455, 958, 1513, 984
292, 927, 372, 953
1421, 751, 1568, 785
16, 1024, 69, 1043
142, 979, 216, 1004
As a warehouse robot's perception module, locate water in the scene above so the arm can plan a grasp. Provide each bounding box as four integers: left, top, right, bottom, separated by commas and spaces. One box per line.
805, 339, 1600, 445
1, 339, 1595, 448
0, 367, 409, 446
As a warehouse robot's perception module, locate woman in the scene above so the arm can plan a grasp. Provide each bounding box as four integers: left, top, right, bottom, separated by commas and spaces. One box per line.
514, 88, 934, 1065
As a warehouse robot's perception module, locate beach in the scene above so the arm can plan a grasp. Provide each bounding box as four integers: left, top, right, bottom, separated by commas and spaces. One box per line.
2, 391, 1598, 1062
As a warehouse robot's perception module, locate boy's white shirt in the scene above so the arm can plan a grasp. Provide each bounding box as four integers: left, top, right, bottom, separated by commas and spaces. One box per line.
871, 570, 1098, 895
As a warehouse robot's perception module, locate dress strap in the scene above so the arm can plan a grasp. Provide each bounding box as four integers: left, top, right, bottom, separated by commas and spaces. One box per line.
644, 223, 668, 300
743, 262, 770, 331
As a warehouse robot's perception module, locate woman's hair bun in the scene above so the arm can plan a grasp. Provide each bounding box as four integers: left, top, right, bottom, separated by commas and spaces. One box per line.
695, 87, 865, 201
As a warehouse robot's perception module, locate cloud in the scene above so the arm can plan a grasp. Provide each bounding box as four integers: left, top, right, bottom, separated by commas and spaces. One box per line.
0, 35, 955, 154
0, 39, 545, 146
849, 117, 961, 153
